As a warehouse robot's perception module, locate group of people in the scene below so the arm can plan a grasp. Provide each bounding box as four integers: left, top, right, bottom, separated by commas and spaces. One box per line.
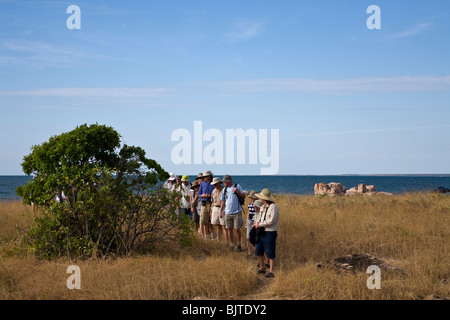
163, 170, 279, 278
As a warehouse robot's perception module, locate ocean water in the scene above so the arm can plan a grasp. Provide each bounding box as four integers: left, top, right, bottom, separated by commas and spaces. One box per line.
1, 175, 450, 200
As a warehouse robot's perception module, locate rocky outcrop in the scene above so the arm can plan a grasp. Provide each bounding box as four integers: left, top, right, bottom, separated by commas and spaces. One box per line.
316, 253, 406, 275
314, 183, 329, 195
314, 182, 346, 197
346, 183, 391, 196
432, 187, 450, 194
314, 183, 392, 197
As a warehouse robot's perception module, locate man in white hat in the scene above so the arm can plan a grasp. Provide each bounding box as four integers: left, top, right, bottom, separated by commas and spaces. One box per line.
210, 177, 226, 242
163, 173, 176, 191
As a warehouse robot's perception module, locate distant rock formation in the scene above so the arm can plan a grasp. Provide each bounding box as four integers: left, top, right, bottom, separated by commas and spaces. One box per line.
314, 182, 346, 197
346, 183, 391, 196
432, 187, 450, 194
314, 183, 392, 196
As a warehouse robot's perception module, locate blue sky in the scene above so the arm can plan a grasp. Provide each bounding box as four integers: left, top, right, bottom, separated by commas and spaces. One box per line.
1, 0, 449, 175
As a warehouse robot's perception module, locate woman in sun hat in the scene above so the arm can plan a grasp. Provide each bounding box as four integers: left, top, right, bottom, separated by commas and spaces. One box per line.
254, 188, 279, 278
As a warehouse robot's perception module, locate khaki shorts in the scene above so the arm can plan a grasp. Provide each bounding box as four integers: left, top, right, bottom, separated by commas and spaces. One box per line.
225, 211, 243, 229
211, 206, 224, 225
246, 219, 254, 239
200, 202, 211, 225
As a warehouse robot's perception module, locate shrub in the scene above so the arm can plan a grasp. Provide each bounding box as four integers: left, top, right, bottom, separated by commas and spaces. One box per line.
16, 124, 192, 259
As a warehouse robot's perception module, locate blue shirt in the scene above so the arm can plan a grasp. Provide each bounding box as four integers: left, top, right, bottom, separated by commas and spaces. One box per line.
198, 181, 214, 202
221, 184, 244, 214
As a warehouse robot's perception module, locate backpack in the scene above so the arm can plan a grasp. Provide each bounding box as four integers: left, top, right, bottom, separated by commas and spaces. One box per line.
224, 183, 245, 206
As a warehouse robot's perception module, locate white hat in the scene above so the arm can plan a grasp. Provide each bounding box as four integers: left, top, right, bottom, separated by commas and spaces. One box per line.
203, 170, 213, 177
255, 188, 275, 203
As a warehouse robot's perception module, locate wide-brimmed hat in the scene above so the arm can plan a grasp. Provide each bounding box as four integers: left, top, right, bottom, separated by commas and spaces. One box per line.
254, 200, 264, 209
211, 177, 222, 185
248, 190, 258, 199
195, 173, 203, 180
168, 172, 175, 181
191, 180, 199, 188
181, 175, 189, 182
222, 174, 232, 183
255, 188, 275, 203
203, 170, 213, 177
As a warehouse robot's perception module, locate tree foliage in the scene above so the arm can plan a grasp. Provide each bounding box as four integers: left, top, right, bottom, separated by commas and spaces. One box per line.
17, 124, 192, 259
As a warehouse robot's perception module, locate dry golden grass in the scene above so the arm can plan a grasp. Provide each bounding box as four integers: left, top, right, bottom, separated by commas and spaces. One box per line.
1, 193, 449, 300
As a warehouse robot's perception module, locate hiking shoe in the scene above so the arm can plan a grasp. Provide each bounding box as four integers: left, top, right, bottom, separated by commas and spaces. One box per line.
236, 244, 243, 252
265, 272, 275, 278
257, 269, 266, 275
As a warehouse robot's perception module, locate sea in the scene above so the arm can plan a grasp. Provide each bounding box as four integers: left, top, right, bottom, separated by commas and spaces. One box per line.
1, 175, 450, 200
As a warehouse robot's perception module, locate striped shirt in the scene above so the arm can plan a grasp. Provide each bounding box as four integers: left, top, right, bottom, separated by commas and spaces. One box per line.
248, 202, 256, 221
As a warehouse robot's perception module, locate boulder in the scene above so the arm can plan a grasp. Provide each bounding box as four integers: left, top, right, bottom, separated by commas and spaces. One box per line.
328, 182, 346, 196
345, 187, 358, 196
314, 183, 329, 195
314, 182, 345, 196
376, 191, 393, 196
432, 187, 450, 194
316, 183, 392, 197
357, 183, 368, 194
316, 253, 406, 275
345, 183, 389, 196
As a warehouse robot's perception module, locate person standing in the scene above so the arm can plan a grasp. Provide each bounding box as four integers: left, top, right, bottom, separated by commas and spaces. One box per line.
191, 173, 204, 234
210, 177, 225, 242
220, 175, 246, 252
254, 189, 279, 278
163, 173, 176, 190
198, 170, 214, 239
246, 190, 258, 257
178, 175, 192, 219
176, 175, 182, 187
190, 180, 201, 233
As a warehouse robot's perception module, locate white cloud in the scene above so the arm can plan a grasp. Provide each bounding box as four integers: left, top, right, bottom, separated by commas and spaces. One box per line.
2, 76, 449, 100
385, 22, 433, 40
225, 21, 265, 41
1, 40, 104, 68
295, 124, 450, 138
217, 75, 450, 94
0, 87, 173, 98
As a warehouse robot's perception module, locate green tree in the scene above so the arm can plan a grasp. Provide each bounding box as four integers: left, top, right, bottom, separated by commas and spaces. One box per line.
17, 124, 192, 259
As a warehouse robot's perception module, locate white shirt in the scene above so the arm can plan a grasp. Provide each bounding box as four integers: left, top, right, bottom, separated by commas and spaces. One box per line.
258, 203, 279, 232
